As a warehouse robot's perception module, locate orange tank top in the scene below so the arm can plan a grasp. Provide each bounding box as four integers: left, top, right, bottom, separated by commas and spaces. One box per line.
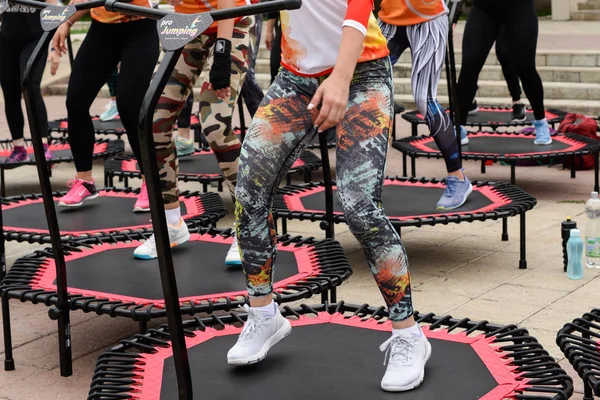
378, 0, 448, 26
175, 0, 249, 33
91, 0, 150, 24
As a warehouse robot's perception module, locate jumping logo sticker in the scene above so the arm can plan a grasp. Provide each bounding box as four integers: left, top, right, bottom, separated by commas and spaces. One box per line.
0, 1, 9, 15
158, 13, 214, 51
40, 4, 76, 31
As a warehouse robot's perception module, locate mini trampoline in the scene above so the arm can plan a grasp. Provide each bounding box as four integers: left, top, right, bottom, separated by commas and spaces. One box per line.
49, 116, 126, 140
402, 106, 567, 136
87, 302, 573, 400
104, 150, 322, 191
1, 188, 226, 242
393, 132, 600, 192
556, 308, 600, 399
273, 176, 536, 268
0, 138, 124, 197
0, 229, 350, 321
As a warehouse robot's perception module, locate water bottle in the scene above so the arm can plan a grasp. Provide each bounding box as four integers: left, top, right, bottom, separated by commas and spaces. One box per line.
585, 191, 600, 268
567, 229, 584, 280
561, 217, 577, 272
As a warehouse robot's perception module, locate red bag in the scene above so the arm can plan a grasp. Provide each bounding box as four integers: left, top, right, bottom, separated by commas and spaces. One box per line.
559, 113, 599, 170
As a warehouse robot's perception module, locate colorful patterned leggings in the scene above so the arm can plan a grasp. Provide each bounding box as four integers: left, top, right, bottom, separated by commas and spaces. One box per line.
153, 16, 254, 204
235, 58, 413, 322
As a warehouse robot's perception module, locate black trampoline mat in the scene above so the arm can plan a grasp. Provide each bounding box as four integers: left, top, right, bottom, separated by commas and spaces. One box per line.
425, 135, 572, 155
161, 324, 498, 399
92, 119, 124, 131
62, 241, 299, 299
3, 196, 187, 232
299, 185, 493, 215
467, 110, 535, 124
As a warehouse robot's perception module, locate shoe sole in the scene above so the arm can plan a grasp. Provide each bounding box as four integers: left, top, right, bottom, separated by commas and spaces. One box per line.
381, 341, 432, 392
177, 149, 195, 157
436, 183, 473, 211
460, 138, 469, 145
133, 205, 151, 213
58, 192, 99, 208
100, 114, 119, 122
133, 231, 191, 260
227, 319, 292, 366
534, 138, 553, 145
468, 108, 479, 115
225, 259, 242, 266
511, 116, 527, 123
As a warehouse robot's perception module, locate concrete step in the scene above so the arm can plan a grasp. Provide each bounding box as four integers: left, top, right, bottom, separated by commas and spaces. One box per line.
254, 59, 600, 84
257, 48, 600, 68
579, 0, 600, 10
571, 10, 600, 21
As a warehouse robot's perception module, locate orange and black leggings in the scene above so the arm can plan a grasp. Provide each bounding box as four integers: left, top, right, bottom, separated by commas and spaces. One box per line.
235, 58, 414, 322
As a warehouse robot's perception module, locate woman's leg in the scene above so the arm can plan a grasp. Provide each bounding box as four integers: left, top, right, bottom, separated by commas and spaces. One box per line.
116, 19, 160, 177
495, 27, 521, 103
502, 0, 550, 143
457, 2, 499, 126
240, 15, 264, 117
60, 21, 120, 207
100, 67, 119, 121
0, 36, 29, 162
406, 16, 472, 210
227, 69, 316, 364
174, 94, 196, 156
133, 38, 209, 259
336, 58, 430, 392
198, 16, 254, 199
377, 20, 409, 66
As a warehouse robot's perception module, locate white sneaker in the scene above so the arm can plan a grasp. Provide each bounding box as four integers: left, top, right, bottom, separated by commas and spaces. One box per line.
133, 219, 191, 260
380, 334, 432, 392
227, 304, 291, 365
225, 236, 242, 266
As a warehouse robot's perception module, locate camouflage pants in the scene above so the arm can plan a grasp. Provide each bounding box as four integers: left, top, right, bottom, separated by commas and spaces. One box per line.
235, 58, 414, 322
153, 16, 255, 204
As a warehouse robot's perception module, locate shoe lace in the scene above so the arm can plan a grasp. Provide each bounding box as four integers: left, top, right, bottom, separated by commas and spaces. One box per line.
7, 148, 23, 160
443, 177, 458, 197
238, 305, 264, 342
380, 336, 417, 367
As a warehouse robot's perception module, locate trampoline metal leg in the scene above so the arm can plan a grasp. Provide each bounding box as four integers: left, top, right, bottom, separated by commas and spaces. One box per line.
282, 218, 288, 235
411, 156, 416, 178
583, 329, 594, 400
139, 319, 148, 333
481, 160, 486, 174
318, 128, 335, 239
1, 168, 5, 198
411, 123, 418, 137
2, 293, 15, 371
402, 153, 407, 177
595, 152, 599, 193
392, 115, 397, 142
519, 213, 527, 269
510, 164, 516, 186
502, 218, 509, 241
330, 286, 337, 303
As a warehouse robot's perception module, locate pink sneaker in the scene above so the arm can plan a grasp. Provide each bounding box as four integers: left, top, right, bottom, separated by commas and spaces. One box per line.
43, 143, 52, 161
5, 146, 28, 163
58, 179, 98, 208
133, 182, 150, 212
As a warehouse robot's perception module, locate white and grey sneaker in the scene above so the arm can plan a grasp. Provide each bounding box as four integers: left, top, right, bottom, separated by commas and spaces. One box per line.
225, 236, 242, 266
227, 304, 291, 365
133, 219, 190, 260
380, 334, 432, 392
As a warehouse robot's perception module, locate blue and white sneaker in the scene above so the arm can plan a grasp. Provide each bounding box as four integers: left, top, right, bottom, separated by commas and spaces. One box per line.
225, 236, 242, 266
175, 136, 195, 157
533, 119, 552, 145
100, 101, 119, 122
437, 173, 473, 210
460, 125, 469, 146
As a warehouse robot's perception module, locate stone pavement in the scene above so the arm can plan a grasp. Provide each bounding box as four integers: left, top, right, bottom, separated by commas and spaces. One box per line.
0, 93, 598, 399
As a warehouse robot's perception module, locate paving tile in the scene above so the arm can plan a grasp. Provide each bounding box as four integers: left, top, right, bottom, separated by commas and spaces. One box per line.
479, 284, 569, 308
446, 298, 541, 327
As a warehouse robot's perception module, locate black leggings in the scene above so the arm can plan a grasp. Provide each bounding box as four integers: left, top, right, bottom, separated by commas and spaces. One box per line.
458, 0, 544, 123
66, 19, 159, 172
496, 28, 521, 102
0, 35, 48, 141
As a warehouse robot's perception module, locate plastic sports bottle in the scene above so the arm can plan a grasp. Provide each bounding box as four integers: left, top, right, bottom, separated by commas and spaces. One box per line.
567, 229, 584, 280
585, 192, 600, 268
